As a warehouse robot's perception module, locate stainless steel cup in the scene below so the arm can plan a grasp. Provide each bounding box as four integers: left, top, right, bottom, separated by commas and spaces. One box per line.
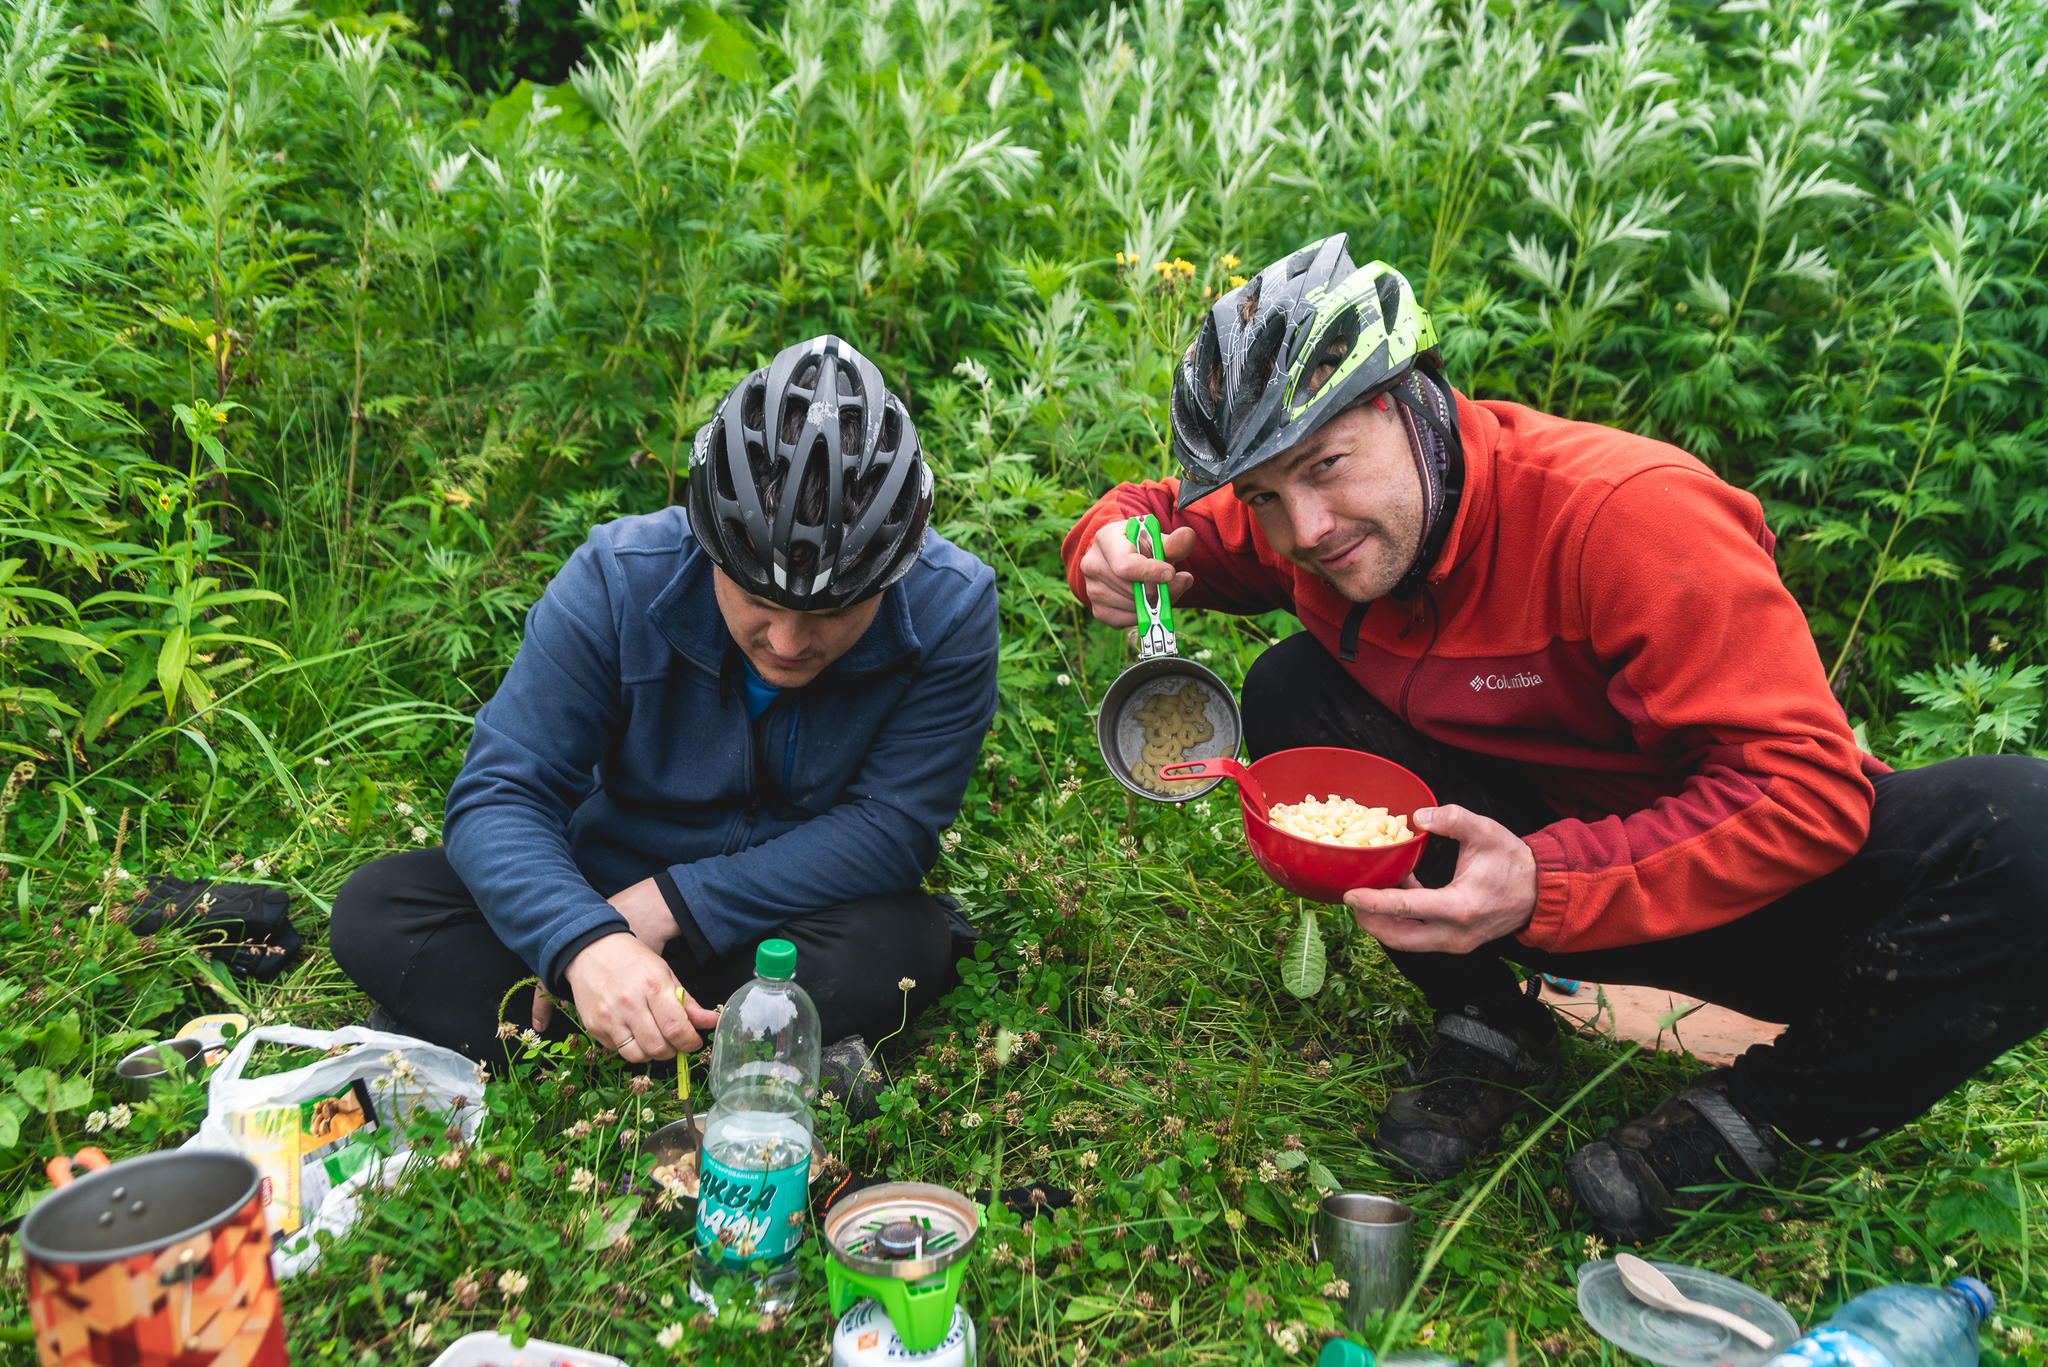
114, 1037, 206, 1101
1312, 1192, 1413, 1329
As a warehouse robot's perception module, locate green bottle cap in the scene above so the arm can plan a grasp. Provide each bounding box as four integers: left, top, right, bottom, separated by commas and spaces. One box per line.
1316, 1342, 1373, 1367
756, 939, 797, 980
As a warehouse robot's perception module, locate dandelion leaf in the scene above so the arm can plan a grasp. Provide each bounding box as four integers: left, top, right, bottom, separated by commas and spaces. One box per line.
1280, 906, 1326, 999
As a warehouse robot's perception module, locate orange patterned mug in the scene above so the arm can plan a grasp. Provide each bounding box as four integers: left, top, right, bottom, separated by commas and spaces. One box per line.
21, 1148, 288, 1367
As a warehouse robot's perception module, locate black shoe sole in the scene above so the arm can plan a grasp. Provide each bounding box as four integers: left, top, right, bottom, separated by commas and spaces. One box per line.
1565, 1140, 1671, 1245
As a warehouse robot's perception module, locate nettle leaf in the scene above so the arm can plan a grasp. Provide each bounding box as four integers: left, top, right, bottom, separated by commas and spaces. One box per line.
1927, 1169, 2022, 1249
1306, 1160, 1337, 1191
1280, 907, 1326, 999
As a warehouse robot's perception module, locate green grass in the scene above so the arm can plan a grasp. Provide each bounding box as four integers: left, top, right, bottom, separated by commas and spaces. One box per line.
3, 634, 2045, 1365
1, 0, 2046, 1357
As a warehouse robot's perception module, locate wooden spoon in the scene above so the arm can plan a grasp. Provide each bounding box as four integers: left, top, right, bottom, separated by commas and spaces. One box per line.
1614, 1253, 1776, 1350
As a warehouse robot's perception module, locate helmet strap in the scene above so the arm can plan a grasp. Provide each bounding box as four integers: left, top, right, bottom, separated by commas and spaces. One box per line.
1389, 365, 1464, 601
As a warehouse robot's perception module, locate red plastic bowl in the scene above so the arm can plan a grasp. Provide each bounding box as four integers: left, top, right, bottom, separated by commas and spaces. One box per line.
1164, 747, 1435, 904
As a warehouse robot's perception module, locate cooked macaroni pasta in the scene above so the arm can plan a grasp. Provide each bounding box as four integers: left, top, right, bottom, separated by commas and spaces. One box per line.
1129, 683, 1216, 795
1267, 795, 1412, 847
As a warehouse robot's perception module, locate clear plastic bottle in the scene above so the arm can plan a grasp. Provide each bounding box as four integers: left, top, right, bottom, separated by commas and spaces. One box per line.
688, 939, 820, 1313
1762, 1278, 1994, 1367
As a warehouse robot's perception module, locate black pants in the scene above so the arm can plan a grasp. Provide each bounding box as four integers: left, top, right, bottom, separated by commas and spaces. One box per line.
329, 847, 968, 1065
1244, 632, 2048, 1150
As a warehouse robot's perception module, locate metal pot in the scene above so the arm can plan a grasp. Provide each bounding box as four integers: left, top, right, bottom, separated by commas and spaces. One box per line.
115, 1038, 207, 1102
20, 1147, 287, 1367
1094, 516, 1243, 803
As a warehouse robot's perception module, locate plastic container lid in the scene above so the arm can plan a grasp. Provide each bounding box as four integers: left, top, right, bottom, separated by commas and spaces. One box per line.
1577, 1260, 1799, 1367
1316, 1342, 1373, 1367
756, 938, 796, 980
1950, 1276, 1995, 1323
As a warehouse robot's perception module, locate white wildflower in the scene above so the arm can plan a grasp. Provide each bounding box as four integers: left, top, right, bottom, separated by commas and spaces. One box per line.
898, 977, 917, 992
473, 1061, 491, 1085
1322, 1279, 1350, 1299
497, 1270, 530, 1299
405, 1291, 428, 1307
941, 831, 961, 851
519, 1028, 544, 1049
86, 904, 101, 916
620, 1129, 637, 1144
568, 1167, 596, 1194
1078, 1150, 1099, 1169
961, 1112, 985, 1129
251, 859, 269, 879
312, 757, 330, 767
85, 1110, 108, 1133
396, 802, 415, 817
655, 1324, 685, 1350
411, 826, 429, 844
1056, 674, 1071, 686
107, 1104, 132, 1130
659, 1294, 674, 1309
410, 1324, 435, 1350
1101, 985, 1118, 1004
45, 726, 60, 738
1195, 649, 1214, 661
640, 1107, 655, 1123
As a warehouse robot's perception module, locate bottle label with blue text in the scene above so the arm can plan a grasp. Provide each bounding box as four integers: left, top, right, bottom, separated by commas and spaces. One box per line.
1763, 1327, 1895, 1367
697, 1152, 809, 1269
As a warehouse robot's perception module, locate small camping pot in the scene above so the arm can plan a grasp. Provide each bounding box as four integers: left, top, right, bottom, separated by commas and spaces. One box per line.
20, 1147, 287, 1367
1094, 516, 1243, 803
116, 1038, 207, 1102
1312, 1192, 1414, 1330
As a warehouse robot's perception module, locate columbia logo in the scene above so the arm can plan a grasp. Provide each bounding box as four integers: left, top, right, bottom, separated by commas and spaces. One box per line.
1471, 672, 1543, 691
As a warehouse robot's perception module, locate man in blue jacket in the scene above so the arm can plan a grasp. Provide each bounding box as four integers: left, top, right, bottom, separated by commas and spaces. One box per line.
331, 336, 999, 1069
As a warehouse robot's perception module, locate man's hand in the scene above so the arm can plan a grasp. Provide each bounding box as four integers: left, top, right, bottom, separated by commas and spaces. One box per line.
1343, 805, 1539, 954
545, 934, 720, 1063
1079, 522, 1197, 627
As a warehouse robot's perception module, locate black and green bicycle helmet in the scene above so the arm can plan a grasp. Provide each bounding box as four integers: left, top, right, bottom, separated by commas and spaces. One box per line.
1169, 234, 1462, 599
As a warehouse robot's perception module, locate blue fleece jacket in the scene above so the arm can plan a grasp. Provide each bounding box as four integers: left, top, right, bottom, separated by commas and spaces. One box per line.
441, 507, 998, 991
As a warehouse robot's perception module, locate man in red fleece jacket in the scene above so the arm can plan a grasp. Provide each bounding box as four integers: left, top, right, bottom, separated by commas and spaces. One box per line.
1064, 235, 2048, 1242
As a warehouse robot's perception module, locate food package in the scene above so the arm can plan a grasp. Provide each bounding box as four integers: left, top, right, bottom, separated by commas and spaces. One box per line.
226, 1077, 381, 1237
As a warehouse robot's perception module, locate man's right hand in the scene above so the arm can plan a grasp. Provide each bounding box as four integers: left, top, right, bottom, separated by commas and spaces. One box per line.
549, 934, 719, 1063
1079, 522, 1198, 627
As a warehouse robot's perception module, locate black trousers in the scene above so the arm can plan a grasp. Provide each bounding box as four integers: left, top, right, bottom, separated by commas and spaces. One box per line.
328, 847, 967, 1065
1244, 632, 2048, 1150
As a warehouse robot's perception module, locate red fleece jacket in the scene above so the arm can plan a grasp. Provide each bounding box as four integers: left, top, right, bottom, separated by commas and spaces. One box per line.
1062, 392, 1883, 955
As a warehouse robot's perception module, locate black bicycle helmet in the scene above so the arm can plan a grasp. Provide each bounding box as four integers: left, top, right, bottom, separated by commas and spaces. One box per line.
1171, 234, 1444, 508
688, 334, 933, 610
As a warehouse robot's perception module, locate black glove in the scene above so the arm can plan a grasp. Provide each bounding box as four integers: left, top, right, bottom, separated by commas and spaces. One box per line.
127, 876, 305, 981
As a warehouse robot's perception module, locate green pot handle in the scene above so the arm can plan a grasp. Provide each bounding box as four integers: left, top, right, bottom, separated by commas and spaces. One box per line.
1126, 514, 1177, 660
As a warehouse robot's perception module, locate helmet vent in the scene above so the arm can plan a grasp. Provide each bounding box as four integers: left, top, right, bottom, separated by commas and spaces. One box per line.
879, 406, 901, 454
837, 363, 858, 398
1377, 273, 1403, 329
713, 422, 738, 500
792, 356, 821, 391
794, 438, 831, 524
779, 396, 808, 447
741, 381, 766, 434
839, 405, 864, 460
1236, 313, 1285, 428
1237, 279, 1261, 327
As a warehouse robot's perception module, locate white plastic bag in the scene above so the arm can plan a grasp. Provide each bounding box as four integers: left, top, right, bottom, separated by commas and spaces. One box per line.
183, 1024, 488, 1278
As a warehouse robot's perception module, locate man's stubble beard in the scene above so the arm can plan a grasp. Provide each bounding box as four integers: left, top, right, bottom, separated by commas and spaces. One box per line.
1295, 514, 1423, 606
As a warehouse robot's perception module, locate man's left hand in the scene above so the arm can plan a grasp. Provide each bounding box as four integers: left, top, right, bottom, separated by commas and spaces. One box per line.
1343, 805, 1538, 954
608, 876, 679, 954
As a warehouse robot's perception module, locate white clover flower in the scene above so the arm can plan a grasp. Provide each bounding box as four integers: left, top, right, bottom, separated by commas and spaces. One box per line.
1078, 1150, 1099, 1169
45, 726, 60, 739
411, 826, 429, 844
312, 757, 330, 767
941, 831, 961, 851
656, 1324, 685, 1350
1195, 649, 1214, 661
81, 805, 97, 816
396, 802, 415, 817
568, 1167, 596, 1194
497, 1270, 530, 1299
898, 977, 917, 992
410, 1324, 435, 1350
107, 1104, 132, 1130
519, 1028, 543, 1049
85, 1110, 108, 1133
1056, 674, 1071, 686
640, 1107, 655, 1123
251, 859, 269, 879
473, 1061, 491, 1085
620, 1129, 637, 1144
1101, 985, 1118, 1004
659, 1294, 674, 1309
86, 904, 101, 917
961, 1112, 985, 1129
1322, 1278, 1350, 1299
405, 1291, 428, 1307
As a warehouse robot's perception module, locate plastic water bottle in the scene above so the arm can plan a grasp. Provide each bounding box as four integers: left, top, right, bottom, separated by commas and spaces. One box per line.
689, 939, 820, 1313
1762, 1278, 1994, 1367
1317, 1345, 1505, 1366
